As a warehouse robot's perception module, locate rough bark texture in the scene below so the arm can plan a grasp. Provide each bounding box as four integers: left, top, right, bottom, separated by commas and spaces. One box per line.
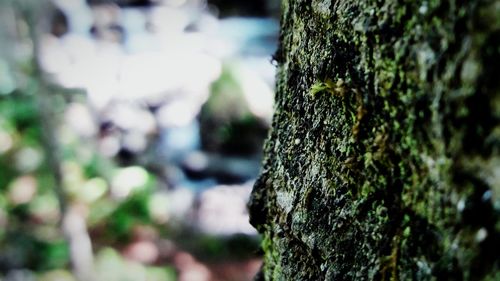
248, 0, 500, 280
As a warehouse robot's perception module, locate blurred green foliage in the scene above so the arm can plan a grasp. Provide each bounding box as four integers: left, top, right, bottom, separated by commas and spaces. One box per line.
0, 92, 68, 272
201, 64, 268, 156
0, 3, 264, 280
0, 87, 176, 280
0, 31, 176, 281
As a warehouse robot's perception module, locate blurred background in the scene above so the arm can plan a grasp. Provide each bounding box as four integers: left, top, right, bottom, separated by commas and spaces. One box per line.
0, 0, 279, 280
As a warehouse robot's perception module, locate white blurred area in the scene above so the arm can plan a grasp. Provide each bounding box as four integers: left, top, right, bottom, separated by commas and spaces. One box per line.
38, 0, 278, 237
41, 0, 274, 121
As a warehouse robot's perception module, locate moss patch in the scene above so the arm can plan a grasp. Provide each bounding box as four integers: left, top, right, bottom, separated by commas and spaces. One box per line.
250, 0, 500, 280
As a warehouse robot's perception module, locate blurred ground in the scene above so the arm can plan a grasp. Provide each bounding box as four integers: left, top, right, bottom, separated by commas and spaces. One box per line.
0, 0, 279, 280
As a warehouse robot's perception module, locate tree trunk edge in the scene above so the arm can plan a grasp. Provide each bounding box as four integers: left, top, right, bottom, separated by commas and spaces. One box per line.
249, 0, 500, 280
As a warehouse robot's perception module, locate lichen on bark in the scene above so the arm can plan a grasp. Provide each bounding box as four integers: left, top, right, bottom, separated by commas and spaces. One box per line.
249, 0, 500, 280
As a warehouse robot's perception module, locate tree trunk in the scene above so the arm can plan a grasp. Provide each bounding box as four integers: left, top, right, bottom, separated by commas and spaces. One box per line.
248, 0, 499, 280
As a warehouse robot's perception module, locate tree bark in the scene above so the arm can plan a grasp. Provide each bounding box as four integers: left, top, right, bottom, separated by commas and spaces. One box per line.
248, 0, 500, 280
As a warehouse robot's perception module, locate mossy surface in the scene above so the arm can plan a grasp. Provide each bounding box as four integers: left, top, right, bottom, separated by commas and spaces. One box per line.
249, 0, 500, 280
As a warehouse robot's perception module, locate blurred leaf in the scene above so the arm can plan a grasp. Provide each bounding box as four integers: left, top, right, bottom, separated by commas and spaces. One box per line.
7, 175, 37, 205
95, 248, 176, 281
95, 248, 125, 281
0, 96, 40, 137
79, 177, 108, 203
39, 270, 76, 281
87, 199, 116, 226
147, 193, 170, 224
111, 166, 151, 199
13, 146, 44, 173
38, 241, 70, 270
107, 191, 153, 241
0, 59, 16, 95
83, 154, 114, 179
28, 194, 60, 224
146, 267, 176, 281
207, 66, 248, 117
1, 232, 68, 271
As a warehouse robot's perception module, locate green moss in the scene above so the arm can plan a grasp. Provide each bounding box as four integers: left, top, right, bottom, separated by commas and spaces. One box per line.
261, 232, 283, 281
310, 79, 348, 98
251, 0, 499, 279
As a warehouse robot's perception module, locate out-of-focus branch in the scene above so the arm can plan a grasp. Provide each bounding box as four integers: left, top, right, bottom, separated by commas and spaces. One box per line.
16, 1, 95, 280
